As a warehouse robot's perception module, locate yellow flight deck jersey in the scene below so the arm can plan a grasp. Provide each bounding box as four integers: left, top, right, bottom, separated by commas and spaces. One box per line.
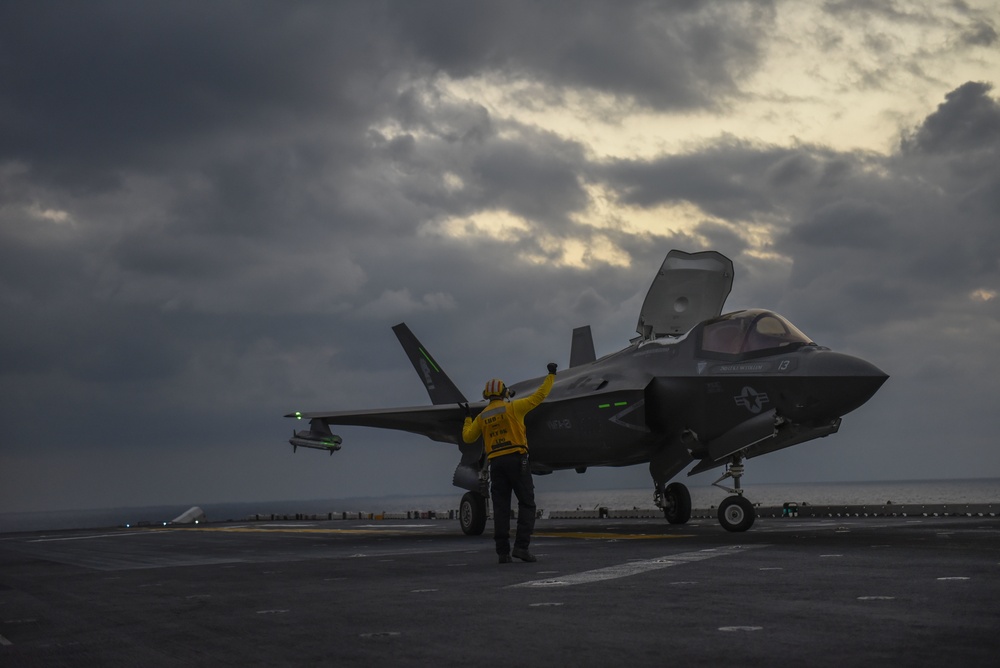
462, 373, 555, 460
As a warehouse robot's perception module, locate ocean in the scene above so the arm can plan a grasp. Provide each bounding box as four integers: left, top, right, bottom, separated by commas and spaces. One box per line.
2, 478, 999, 534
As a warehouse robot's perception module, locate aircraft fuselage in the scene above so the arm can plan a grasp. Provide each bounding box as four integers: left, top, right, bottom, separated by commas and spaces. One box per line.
511, 309, 887, 477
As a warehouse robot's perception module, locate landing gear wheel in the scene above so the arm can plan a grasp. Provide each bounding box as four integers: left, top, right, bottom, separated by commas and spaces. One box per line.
663, 482, 692, 525
718, 495, 755, 532
459, 492, 487, 536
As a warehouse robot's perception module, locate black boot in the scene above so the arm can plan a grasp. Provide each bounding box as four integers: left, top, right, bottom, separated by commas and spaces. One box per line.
511, 547, 536, 562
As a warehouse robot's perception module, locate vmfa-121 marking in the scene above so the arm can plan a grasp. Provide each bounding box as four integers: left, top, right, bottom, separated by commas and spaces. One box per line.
286, 250, 888, 533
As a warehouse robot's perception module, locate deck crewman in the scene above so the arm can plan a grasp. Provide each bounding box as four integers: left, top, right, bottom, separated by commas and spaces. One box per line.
462, 363, 556, 563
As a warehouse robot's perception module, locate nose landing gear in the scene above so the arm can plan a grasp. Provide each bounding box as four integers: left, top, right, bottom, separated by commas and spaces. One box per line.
713, 454, 756, 532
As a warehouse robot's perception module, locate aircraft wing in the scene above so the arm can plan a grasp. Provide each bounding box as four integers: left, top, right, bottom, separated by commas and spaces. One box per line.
285, 403, 469, 446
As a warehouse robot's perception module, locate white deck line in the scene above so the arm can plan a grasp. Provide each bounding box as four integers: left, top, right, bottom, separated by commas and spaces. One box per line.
509, 544, 767, 588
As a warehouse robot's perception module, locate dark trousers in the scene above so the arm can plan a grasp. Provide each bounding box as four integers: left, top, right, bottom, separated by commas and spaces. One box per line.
489, 453, 536, 555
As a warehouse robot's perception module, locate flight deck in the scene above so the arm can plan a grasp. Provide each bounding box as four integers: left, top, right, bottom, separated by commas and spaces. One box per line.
1, 513, 998, 666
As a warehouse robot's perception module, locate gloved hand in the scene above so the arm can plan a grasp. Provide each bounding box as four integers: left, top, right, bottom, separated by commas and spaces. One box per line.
547, 362, 558, 374
459, 402, 470, 417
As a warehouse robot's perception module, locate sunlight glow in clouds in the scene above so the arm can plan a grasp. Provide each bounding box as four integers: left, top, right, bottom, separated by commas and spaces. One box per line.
422, 210, 631, 268
439, 2, 999, 158
426, 209, 531, 242
27, 203, 72, 224
970, 288, 997, 302
424, 209, 631, 269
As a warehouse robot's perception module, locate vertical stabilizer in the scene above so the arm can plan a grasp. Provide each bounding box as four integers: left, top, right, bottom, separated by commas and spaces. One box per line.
570, 325, 597, 367
392, 323, 469, 405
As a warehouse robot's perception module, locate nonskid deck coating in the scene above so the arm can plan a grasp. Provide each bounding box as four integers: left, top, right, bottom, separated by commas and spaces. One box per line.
2, 514, 1000, 666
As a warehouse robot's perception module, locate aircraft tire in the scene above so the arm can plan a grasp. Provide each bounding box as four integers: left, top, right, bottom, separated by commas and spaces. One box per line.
459, 492, 487, 536
718, 495, 755, 532
663, 482, 692, 524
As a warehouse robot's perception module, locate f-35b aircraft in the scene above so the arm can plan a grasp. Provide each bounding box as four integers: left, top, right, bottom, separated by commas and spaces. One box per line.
286, 250, 888, 533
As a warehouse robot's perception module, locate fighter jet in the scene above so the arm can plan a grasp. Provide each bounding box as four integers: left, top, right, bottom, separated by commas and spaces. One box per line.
286, 250, 888, 533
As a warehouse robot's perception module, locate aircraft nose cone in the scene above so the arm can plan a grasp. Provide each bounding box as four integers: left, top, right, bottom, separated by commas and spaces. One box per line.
797, 351, 889, 420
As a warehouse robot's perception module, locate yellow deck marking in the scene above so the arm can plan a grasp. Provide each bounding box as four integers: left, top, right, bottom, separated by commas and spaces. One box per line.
165, 527, 422, 536
155, 527, 691, 539
534, 532, 692, 540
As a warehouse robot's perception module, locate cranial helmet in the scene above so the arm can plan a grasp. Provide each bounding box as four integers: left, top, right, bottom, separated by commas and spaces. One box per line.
483, 378, 508, 400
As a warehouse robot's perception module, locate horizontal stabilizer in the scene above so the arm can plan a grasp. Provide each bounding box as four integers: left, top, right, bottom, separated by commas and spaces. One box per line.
570, 325, 596, 367
392, 323, 468, 405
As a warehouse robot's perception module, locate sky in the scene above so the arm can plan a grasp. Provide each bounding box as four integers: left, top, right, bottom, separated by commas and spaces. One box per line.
2, 0, 999, 514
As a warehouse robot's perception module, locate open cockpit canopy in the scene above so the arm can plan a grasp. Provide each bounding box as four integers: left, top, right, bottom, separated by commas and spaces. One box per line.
636, 250, 734, 340
698, 309, 814, 359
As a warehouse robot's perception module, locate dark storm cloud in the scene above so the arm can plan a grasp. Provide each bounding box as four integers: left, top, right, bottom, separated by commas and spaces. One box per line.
693, 221, 750, 254
375, 110, 590, 228
0, 2, 399, 183
821, 0, 954, 27
902, 81, 1000, 154
469, 135, 589, 224
789, 200, 893, 249
961, 18, 998, 46
1, 0, 774, 192
777, 80, 1000, 338
1, 300, 185, 383
599, 145, 769, 218
389, 0, 774, 110
896, 82, 1000, 284
0, 0, 773, 371
597, 141, 846, 221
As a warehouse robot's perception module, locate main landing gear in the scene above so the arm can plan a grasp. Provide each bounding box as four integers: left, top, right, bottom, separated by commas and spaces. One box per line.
654, 481, 692, 525
458, 465, 490, 536
459, 491, 487, 536
713, 454, 756, 532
